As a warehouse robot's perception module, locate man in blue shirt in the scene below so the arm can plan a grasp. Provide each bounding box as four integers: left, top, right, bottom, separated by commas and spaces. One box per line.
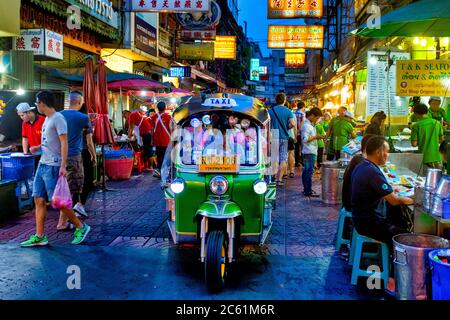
351, 136, 414, 292
269, 93, 296, 186
57, 91, 91, 230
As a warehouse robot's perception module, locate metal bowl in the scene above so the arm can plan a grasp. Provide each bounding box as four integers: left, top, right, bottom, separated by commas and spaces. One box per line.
425, 168, 442, 191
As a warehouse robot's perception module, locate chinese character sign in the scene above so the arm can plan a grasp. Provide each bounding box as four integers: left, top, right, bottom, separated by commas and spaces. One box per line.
268, 0, 323, 18
131, 0, 210, 12
268, 25, 324, 49
14, 29, 45, 55
13, 29, 64, 60
181, 29, 216, 40
45, 30, 64, 60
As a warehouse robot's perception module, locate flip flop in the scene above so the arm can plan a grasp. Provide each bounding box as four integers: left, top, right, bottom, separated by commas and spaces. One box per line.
289, 173, 295, 178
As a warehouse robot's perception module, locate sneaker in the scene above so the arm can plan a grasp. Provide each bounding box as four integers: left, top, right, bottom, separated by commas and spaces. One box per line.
153, 169, 161, 178
73, 203, 88, 218
20, 235, 49, 247
71, 224, 91, 245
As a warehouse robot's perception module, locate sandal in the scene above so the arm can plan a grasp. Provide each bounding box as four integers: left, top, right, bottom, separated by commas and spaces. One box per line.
276, 181, 285, 187
289, 173, 295, 178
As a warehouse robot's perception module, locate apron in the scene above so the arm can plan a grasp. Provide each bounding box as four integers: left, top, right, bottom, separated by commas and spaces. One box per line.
134, 116, 145, 147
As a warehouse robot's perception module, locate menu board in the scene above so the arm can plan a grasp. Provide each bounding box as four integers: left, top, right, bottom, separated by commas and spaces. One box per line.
366, 51, 410, 116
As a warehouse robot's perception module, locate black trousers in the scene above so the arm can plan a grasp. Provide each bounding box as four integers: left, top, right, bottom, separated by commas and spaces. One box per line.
80, 149, 94, 205
156, 146, 167, 170
295, 135, 302, 165
317, 147, 324, 168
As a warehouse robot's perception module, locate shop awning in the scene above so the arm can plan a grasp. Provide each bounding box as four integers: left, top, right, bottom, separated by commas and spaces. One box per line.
35, 65, 167, 85
352, 0, 450, 38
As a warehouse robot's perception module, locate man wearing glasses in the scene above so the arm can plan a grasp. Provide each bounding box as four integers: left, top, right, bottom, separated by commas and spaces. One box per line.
20, 91, 91, 247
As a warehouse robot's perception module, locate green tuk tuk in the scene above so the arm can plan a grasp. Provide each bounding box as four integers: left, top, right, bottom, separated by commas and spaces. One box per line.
162, 93, 276, 291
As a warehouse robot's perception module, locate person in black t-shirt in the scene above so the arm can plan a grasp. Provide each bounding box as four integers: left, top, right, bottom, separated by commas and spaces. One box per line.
341, 134, 376, 213
351, 136, 414, 292
351, 136, 414, 245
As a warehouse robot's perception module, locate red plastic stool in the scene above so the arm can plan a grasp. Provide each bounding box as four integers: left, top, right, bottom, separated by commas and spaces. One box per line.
133, 151, 145, 173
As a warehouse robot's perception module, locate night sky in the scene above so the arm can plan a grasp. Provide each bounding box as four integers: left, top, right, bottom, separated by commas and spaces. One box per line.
237, 1, 307, 57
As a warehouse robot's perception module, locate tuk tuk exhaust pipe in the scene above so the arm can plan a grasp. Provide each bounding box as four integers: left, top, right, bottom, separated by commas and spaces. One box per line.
200, 216, 208, 263
227, 218, 235, 264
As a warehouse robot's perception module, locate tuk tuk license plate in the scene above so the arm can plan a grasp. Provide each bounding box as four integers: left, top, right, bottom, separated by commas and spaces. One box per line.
198, 156, 240, 173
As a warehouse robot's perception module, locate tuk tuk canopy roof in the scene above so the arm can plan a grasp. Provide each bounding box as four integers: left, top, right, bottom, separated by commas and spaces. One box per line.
172, 94, 269, 125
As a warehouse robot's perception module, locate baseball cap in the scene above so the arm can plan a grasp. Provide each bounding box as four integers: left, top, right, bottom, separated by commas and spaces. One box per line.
16, 103, 35, 113
429, 96, 441, 102
344, 111, 355, 119
139, 105, 148, 113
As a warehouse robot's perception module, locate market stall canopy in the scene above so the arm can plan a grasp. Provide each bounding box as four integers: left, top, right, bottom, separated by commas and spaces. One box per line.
35, 65, 167, 85
352, 0, 450, 38
172, 94, 269, 125
107, 79, 168, 90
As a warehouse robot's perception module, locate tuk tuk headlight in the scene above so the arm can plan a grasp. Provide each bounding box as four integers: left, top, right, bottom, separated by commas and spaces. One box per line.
253, 180, 267, 195
170, 178, 185, 194
209, 176, 228, 196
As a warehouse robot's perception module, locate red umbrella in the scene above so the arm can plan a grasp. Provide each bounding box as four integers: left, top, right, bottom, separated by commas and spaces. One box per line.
94, 60, 114, 145
83, 56, 97, 114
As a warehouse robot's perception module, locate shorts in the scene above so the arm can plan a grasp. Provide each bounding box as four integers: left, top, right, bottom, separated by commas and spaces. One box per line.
279, 139, 288, 163
142, 132, 155, 158
32, 163, 60, 201
67, 155, 84, 194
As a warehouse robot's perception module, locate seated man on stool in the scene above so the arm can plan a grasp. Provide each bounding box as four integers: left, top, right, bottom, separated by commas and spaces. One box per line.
351, 136, 414, 294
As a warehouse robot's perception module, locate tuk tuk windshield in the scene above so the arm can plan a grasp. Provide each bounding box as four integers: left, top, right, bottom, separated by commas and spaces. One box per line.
179, 113, 259, 166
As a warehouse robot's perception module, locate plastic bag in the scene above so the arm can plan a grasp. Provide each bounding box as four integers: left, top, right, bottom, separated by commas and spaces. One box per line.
52, 175, 73, 209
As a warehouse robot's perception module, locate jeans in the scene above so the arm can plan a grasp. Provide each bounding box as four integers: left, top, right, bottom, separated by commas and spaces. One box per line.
302, 154, 317, 195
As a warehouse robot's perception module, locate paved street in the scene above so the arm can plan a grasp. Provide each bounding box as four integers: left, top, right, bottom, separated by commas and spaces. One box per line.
0, 170, 384, 300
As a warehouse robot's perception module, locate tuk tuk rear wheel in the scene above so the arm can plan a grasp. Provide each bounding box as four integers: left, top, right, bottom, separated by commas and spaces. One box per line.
205, 230, 227, 292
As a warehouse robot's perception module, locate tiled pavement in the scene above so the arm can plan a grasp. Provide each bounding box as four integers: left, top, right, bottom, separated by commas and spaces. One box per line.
0, 169, 340, 256
0, 169, 385, 299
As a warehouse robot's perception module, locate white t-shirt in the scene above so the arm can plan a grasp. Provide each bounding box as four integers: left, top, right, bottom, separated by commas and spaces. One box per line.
40, 112, 68, 166
301, 118, 318, 156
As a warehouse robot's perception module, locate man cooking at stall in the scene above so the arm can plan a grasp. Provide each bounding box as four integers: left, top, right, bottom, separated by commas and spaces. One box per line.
411, 103, 445, 169
428, 96, 447, 127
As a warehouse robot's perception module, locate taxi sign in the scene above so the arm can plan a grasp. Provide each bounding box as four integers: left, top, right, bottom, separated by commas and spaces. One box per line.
202, 98, 238, 108
198, 155, 239, 173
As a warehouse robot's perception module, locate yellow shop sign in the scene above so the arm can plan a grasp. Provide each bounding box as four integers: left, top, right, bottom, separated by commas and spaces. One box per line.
396, 60, 450, 97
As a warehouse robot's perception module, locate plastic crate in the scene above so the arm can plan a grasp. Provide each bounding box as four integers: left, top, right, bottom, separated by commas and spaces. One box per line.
0, 153, 35, 181
104, 149, 133, 160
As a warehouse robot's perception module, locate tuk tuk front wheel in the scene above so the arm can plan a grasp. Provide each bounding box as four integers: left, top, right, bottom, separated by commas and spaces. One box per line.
205, 230, 227, 292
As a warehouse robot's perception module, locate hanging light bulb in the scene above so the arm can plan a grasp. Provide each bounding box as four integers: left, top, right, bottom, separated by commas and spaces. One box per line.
413, 37, 419, 45
420, 38, 427, 47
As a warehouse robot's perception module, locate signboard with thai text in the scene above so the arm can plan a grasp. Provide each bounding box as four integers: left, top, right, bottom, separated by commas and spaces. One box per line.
170, 66, 191, 77
14, 29, 63, 60
214, 36, 236, 60
131, 0, 210, 12
268, 25, 324, 49
397, 60, 450, 97
367, 51, 410, 116
179, 42, 214, 60
268, 0, 323, 18
64, 0, 119, 29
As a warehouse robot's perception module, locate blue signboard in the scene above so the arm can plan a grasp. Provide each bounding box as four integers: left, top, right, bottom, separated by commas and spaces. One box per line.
170, 66, 191, 78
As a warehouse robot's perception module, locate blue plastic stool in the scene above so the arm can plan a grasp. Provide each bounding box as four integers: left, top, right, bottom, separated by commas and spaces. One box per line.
350, 229, 390, 287
16, 180, 33, 211
335, 207, 352, 251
